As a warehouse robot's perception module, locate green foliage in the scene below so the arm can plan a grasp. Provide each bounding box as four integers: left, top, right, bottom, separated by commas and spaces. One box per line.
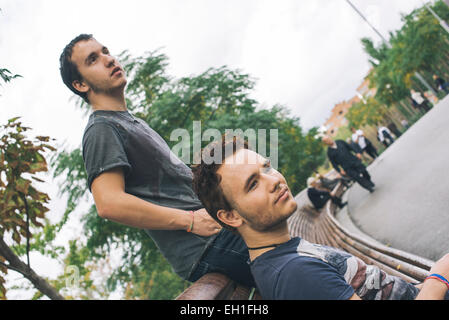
354, 0, 449, 129
0, 66, 22, 97
0, 118, 58, 298
0, 118, 55, 242
346, 98, 389, 128
365, 1, 449, 108
0, 68, 22, 84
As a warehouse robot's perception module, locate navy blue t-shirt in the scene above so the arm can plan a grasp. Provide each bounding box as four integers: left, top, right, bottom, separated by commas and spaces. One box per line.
250, 237, 420, 300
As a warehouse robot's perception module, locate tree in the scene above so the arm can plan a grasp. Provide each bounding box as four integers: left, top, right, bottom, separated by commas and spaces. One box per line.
0, 11, 64, 296
0, 118, 63, 300
354, 1, 449, 129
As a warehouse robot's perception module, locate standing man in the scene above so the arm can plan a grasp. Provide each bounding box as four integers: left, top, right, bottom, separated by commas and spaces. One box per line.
433, 74, 449, 94
322, 135, 375, 193
59, 34, 255, 288
377, 126, 395, 148
351, 127, 378, 160
411, 89, 431, 113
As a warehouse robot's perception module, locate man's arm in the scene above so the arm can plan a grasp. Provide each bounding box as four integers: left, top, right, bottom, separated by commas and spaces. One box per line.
349, 293, 361, 300
416, 254, 449, 300
328, 151, 342, 174
342, 140, 362, 160
91, 167, 221, 237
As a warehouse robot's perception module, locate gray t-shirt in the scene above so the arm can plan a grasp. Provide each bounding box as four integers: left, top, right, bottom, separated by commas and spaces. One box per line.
82, 110, 217, 279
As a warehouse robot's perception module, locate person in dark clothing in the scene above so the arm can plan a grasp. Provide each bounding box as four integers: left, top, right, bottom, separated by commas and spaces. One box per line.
306, 177, 347, 210
315, 173, 352, 190
363, 138, 378, 160
322, 135, 375, 193
377, 126, 395, 148
433, 74, 449, 94
346, 137, 362, 154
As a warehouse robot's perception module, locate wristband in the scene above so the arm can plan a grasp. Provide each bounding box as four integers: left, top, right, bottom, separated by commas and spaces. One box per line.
425, 273, 449, 290
186, 211, 194, 233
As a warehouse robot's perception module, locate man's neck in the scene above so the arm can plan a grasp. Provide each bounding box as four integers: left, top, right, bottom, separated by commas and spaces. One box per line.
90, 91, 127, 112
242, 222, 291, 262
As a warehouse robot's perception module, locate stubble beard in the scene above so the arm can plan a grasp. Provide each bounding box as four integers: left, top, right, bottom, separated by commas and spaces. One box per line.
86, 77, 127, 97
243, 203, 297, 233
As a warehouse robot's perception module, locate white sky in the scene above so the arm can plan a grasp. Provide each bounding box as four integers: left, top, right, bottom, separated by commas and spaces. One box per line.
0, 0, 426, 299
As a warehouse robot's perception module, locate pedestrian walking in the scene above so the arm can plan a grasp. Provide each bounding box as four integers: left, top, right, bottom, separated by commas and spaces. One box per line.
411, 89, 431, 113
322, 135, 375, 193
433, 74, 449, 94
351, 127, 378, 160
377, 126, 394, 148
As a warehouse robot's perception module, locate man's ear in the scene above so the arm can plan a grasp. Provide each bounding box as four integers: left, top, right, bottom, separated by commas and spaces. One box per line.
217, 209, 243, 229
72, 79, 89, 94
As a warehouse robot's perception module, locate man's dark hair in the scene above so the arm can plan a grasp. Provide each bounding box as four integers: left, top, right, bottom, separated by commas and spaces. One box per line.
59, 34, 93, 104
192, 135, 249, 231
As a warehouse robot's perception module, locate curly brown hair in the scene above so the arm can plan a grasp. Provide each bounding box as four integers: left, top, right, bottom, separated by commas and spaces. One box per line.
192, 134, 249, 231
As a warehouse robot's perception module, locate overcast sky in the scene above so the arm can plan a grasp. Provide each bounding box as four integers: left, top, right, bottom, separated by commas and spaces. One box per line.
0, 0, 426, 298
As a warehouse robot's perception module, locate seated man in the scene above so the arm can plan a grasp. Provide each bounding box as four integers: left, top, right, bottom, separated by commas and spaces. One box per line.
192, 136, 449, 300
315, 173, 352, 190
306, 177, 347, 210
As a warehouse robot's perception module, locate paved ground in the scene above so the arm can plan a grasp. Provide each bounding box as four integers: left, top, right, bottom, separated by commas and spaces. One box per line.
343, 96, 449, 262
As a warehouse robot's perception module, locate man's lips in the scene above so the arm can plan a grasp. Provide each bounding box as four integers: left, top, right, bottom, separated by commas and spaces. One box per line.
111, 67, 122, 76
274, 186, 289, 204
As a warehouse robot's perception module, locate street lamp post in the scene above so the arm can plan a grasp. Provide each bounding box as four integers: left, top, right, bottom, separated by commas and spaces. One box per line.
345, 0, 390, 46
423, 2, 449, 34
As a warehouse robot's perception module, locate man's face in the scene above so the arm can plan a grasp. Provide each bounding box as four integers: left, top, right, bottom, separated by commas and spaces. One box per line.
217, 149, 297, 232
322, 136, 334, 146
70, 38, 127, 96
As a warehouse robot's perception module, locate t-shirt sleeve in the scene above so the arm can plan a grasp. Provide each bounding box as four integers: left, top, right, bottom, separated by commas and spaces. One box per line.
275, 257, 354, 300
82, 121, 132, 191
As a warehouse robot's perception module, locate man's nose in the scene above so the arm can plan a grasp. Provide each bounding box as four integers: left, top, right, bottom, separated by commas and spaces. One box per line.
104, 54, 116, 67
267, 174, 281, 193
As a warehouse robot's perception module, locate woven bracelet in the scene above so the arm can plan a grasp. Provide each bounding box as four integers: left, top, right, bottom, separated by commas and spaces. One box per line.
425, 273, 449, 290
187, 211, 194, 232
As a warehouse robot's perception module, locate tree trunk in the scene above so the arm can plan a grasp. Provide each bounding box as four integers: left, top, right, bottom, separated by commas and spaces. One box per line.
0, 237, 64, 300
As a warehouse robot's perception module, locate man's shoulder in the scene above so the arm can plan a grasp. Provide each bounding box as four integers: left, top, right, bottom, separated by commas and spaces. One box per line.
334, 140, 347, 148
85, 111, 125, 128
82, 111, 132, 140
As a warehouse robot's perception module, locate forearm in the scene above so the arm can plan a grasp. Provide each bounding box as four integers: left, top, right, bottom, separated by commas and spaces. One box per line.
96, 191, 191, 231
330, 160, 340, 173
415, 279, 448, 300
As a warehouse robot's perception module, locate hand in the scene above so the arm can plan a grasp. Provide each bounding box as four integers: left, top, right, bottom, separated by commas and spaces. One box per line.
340, 170, 347, 177
356, 153, 362, 160
191, 208, 222, 237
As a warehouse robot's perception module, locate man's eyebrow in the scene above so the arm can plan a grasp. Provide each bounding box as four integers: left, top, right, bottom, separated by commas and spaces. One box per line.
243, 159, 269, 191
84, 46, 108, 65
84, 51, 97, 65
243, 172, 258, 192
